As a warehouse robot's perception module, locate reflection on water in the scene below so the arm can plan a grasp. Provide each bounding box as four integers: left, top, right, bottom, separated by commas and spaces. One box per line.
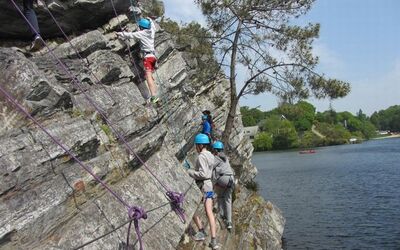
254, 138, 400, 249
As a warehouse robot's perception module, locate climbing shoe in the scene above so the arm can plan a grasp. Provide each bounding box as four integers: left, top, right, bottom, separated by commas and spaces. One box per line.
208, 240, 219, 249
226, 222, 233, 230
150, 96, 159, 104
30, 35, 43, 52
192, 231, 206, 241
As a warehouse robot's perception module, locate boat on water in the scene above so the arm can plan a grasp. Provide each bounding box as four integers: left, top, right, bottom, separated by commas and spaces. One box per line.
299, 149, 316, 154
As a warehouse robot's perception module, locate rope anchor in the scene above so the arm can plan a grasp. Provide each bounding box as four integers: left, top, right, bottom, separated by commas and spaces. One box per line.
127, 206, 148, 250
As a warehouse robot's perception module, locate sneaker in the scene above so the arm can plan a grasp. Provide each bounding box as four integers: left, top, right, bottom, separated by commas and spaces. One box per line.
208, 241, 220, 249
192, 231, 206, 241
30, 35, 43, 51
226, 222, 233, 230
150, 96, 159, 104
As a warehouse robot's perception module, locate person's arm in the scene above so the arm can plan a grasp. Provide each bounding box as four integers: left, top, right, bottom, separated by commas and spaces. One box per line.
149, 19, 156, 37
117, 30, 146, 40
188, 155, 208, 180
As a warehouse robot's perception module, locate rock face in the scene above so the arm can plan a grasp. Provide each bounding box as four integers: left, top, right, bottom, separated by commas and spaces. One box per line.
1, 0, 164, 39
0, 2, 284, 250
1, 0, 130, 39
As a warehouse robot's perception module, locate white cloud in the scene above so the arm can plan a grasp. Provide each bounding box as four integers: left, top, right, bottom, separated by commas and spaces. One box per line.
311, 59, 400, 115
163, 0, 206, 25
312, 41, 345, 77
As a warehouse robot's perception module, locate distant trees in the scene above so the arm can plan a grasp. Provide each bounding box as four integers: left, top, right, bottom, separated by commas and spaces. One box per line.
253, 132, 273, 151
370, 105, 400, 132
240, 101, 381, 151
240, 106, 267, 127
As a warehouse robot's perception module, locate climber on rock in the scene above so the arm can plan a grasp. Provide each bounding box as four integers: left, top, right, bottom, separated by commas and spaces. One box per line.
212, 141, 235, 231
201, 113, 213, 143
116, 15, 159, 104
187, 133, 219, 249
22, 0, 43, 51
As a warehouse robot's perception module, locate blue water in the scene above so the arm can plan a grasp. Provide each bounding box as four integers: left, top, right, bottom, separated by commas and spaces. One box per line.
254, 138, 400, 250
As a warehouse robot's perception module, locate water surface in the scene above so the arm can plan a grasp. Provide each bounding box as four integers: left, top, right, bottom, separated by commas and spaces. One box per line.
254, 138, 400, 249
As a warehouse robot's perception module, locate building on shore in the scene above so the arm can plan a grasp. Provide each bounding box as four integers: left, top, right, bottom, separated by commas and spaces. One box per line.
244, 126, 259, 142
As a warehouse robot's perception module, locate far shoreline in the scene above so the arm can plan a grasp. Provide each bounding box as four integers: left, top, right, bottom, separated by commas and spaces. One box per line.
371, 134, 400, 140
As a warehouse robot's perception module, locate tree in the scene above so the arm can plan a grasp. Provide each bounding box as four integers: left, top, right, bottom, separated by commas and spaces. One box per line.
253, 132, 273, 151
195, 0, 351, 144
370, 105, 400, 132
240, 106, 267, 126
277, 101, 315, 131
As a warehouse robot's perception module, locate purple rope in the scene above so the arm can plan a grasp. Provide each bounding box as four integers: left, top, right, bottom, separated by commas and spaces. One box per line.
40, 1, 117, 104
109, 2, 188, 222
9, 0, 169, 192
0, 83, 130, 209
127, 206, 147, 250
0, 84, 148, 250
11, 0, 186, 225
166, 191, 186, 223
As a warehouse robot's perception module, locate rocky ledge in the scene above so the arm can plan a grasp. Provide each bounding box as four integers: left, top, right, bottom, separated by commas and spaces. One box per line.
0, 2, 284, 249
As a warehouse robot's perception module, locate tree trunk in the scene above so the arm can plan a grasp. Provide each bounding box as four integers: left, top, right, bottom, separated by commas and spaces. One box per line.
222, 20, 242, 145
222, 94, 239, 145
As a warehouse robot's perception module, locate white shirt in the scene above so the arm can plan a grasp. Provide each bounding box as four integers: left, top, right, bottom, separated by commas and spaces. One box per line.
118, 19, 156, 56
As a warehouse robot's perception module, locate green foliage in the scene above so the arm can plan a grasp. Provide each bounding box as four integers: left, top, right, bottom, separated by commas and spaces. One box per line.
100, 124, 115, 143
253, 132, 273, 151
370, 105, 400, 132
299, 131, 325, 148
260, 116, 298, 149
240, 106, 267, 126
315, 108, 377, 139
315, 122, 351, 145
272, 120, 298, 149
277, 101, 315, 131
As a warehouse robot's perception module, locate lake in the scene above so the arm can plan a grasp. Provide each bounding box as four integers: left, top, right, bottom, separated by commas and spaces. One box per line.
254, 138, 400, 249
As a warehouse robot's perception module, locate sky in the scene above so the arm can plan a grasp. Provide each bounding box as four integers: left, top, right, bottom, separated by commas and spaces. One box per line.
163, 0, 400, 115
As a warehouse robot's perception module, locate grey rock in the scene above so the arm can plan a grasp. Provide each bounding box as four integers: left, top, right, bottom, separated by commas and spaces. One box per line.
0, 0, 132, 39
53, 30, 107, 59
0, 4, 284, 249
0, 47, 72, 136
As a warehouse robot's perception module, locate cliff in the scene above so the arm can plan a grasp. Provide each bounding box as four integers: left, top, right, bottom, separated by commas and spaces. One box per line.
0, 1, 284, 249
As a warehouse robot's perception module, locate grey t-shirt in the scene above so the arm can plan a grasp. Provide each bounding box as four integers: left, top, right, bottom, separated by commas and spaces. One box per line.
188, 150, 215, 192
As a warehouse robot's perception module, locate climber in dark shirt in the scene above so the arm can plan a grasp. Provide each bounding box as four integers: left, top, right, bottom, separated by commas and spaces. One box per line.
202, 114, 212, 142
23, 0, 43, 51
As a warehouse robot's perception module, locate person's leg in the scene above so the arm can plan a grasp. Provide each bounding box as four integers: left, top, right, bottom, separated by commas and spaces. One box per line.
143, 56, 158, 98
145, 70, 157, 96
205, 197, 219, 249
193, 214, 203, 230
204, 198, 216, 238
225, 187, 233, 224
215, 187, 225, 219
192, 213, 206, 241
23, 0, 40, 38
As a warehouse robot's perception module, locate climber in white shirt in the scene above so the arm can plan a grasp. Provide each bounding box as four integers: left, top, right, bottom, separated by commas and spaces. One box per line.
117, 17, 159, 104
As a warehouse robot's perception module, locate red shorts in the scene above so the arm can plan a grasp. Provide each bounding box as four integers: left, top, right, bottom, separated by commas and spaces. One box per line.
143, 56, 157, 72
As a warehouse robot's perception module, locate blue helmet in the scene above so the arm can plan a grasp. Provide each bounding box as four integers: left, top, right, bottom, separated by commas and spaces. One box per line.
213, 141, 224, 150
194, 133, 210, 144
138, 18, 151, 29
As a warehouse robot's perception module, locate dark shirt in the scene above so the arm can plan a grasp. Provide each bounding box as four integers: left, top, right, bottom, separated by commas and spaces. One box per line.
202, 121, 211, 135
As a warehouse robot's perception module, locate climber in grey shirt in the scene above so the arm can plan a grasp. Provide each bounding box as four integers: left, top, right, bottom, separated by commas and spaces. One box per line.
187, 133, 219, 249
212, 141, 235, 231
